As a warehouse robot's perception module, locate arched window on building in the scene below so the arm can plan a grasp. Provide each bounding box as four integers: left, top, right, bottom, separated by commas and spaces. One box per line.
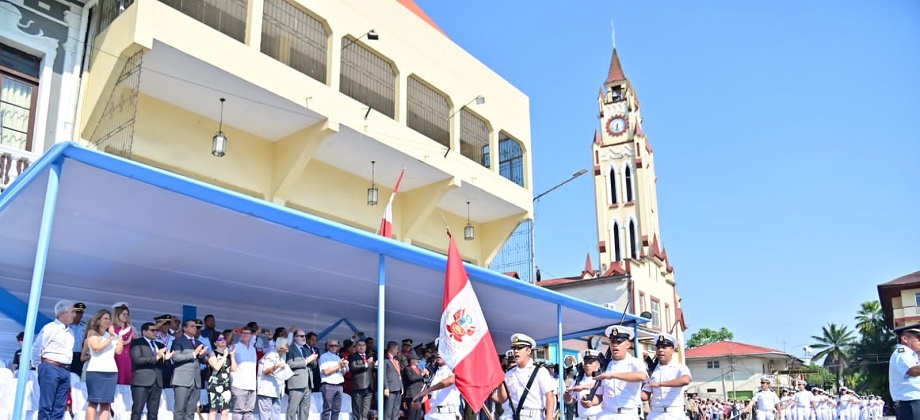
261, 0, 328, 84
407, 76, 450, 147
624, 165, 634, 202
340, 39, 396, 118
628, 219, 637, 259
611, 221, 621, 261
608, 166, 618, 204
459, 109, 489, 166
498, 134, 524, 187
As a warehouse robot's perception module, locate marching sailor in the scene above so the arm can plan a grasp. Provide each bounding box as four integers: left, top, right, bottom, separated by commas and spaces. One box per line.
642, 333, 692, 420
492, 333, 556, 420
744, 377, 781, 420
413, 340, 461, 420
583, 325, 648, 420
564, 350, 603, 420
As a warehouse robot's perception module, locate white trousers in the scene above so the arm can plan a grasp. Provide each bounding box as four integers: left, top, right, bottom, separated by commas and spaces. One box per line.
756, 410, 776, 420
598, 412, 641, 420
648, 411, 688, 420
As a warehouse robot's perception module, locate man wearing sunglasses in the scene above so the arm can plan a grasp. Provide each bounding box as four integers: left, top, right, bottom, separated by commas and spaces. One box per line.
643, 333, 692, 420
287, 330, 319, 420
744, 378, 780, 420
583, 326, 648, 420
319, 340, 349, 420
492, 333, 556, 420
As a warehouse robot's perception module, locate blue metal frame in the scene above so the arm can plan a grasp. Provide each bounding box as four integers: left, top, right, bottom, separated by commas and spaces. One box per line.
0, 287, 52, 330
12, 160, 62, 420
316, 317, 361, 340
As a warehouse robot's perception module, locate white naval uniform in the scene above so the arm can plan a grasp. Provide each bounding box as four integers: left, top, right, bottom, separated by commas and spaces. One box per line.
750, 389, 780, 420
778, 396, 793, 420
425, 365, 461, 420
504, 361, 556, 420
792, 391, 813, 420
642, 359, 691, 420
597, 354, 647, 420
569, 374, 602, 420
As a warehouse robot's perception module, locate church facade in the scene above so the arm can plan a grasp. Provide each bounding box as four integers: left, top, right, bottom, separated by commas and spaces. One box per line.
540, 49, 687, 360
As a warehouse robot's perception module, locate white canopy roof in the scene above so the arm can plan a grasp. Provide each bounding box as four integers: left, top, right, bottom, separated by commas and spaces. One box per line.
0, 144, 645, 351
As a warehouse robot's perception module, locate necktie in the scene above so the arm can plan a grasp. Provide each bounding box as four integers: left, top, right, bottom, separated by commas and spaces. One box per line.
299, 345, 306, 358
149, 339, 157, 354
412, 366, 419, 374
361, 353, 367, 363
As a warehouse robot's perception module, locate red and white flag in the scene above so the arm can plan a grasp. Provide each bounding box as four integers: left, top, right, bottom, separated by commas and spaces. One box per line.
438, 234, 504, 413
378, 168, 406, 238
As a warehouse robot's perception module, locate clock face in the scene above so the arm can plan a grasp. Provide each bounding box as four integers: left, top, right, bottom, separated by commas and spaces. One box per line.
606, 115, 628, 136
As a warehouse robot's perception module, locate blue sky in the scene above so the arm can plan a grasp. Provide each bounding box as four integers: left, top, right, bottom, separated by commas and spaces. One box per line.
416, 0, 920, 354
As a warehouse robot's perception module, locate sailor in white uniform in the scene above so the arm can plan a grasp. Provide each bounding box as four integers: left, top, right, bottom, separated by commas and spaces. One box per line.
744, 377, 781, 420
564, 350, 603, 420
492, 333, 556, 420
791, 380, 815, 420
642, 333, 691, 420
583, 325, 648, 420
414, 340, 461, 420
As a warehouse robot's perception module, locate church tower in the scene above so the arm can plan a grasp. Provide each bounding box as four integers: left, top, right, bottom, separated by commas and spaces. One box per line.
591, 49, 686, 347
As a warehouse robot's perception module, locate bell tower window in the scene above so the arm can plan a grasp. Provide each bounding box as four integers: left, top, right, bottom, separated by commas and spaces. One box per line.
628, 219, 637, 259
625, 165, 634, 202
611, 85, 623, 102
612, 221, 621, 261
608, 166, 618, 204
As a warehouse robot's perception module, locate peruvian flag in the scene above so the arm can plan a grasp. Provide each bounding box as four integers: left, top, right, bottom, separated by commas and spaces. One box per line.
438, 233, 504, 412
377, 168, 406, 238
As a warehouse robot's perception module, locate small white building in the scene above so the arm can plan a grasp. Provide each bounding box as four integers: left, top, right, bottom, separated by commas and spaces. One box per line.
685, 341, 806, 401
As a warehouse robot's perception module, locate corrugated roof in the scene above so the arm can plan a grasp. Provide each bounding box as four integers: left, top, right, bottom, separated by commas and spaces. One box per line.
685, 340, 786, 358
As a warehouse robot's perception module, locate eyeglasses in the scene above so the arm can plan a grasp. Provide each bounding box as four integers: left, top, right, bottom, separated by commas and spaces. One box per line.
329, 344, 340, 348
511, 345, 529, 350
296, 335, 306, 338
610, 338, 630, 344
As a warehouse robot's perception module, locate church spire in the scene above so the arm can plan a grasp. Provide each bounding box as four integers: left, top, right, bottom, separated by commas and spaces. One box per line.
606, 49, 626, 84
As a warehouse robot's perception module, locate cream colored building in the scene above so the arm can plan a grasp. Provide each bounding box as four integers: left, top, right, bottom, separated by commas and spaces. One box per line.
878, 270, 920, 329
72, 0, 533, 263
540, 49, 687, 362
685, 341, 806, 401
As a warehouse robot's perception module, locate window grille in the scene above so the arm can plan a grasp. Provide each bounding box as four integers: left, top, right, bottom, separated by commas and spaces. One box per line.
340, 40, 395, 118
261, 0, 328, 84
406, 76, 449, 146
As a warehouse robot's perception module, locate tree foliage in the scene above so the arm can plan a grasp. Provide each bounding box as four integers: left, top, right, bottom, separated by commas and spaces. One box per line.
804, 364, 836, 389
810, 323, 856, 386
687, 327, 734, 348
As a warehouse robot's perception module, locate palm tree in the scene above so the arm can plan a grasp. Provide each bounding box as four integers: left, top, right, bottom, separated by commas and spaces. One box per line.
810, 323, 856, 387
855, 301, 885, 336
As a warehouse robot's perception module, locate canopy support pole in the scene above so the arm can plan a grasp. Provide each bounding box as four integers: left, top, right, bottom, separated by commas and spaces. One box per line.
632, 321, 639, 357
376, 254, 387, 420
13, 160, 62, 420
557, 304, 564, 420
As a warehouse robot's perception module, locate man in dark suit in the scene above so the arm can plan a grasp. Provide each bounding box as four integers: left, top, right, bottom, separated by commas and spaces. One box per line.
170, 319, 209, 420
286, 329, 319, 420
348, 340, 374, 420
383, 341, 404, 420
402, 354, 427, 420
130, 322, 174, 420
305, 332, 322, 392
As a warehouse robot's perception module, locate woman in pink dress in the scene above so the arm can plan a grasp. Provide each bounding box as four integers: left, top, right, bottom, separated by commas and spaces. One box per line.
112, 302, 137, 384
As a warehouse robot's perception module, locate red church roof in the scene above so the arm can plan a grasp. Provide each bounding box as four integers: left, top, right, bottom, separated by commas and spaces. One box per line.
396, 0, 446, 36
685, 341, 787, 359
606, 49, 626, 83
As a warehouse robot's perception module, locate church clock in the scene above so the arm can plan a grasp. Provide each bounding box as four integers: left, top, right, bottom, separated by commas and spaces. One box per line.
606, 115, 628, 137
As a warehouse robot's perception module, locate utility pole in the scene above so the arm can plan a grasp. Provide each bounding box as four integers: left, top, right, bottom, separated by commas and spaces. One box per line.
730, 345, 736, 400
720, 362, 727, 400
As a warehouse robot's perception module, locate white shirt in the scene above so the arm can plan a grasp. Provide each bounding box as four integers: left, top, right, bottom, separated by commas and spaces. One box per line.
571, 374, 602, 418
599, 354, 647, 411
256, 351, 285, 398
231, 340, 258, 390
794, 390, 813, 407
86, 332, 118, 372
750, 389, 780, 411
890, 344, 920, 401
642, 359, 691, 408
320, 351, 347, 384
428, 364, 461, 408
37, 319, 74, 364
505, 360, 556, 410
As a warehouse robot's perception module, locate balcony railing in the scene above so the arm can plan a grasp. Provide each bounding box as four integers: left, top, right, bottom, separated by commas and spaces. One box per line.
160, 0, 248, 43
0, 145, 37, 192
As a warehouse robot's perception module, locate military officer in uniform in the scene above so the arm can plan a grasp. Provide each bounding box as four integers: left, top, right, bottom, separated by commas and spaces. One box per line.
413, 340, 461, 420
642, 333, 691, 420
744, 377, 781, 420
890, 323, 920, 420
583, 326, 648, 420
791, 380, 815, 420
492, 333, 556, 420
564, 350, 603, 420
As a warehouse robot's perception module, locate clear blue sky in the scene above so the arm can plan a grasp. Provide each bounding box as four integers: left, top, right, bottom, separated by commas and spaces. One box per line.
416, 0, 920, 354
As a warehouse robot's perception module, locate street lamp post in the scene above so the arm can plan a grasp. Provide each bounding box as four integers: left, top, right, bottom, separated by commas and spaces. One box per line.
531, 169, 588, 282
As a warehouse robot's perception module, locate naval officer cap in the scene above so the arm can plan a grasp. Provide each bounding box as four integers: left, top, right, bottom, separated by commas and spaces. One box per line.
511, 333, 536, 348
654, 333, 677, 347
759, 377, 772, 385
583, 349, 601, 361
895, 323, 920, 336
796, 379, 807, 386
73, 302, 86, 313
605, 325, 634, 340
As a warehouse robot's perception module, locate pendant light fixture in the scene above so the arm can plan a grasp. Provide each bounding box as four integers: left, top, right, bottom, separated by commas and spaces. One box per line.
211, 98, 227, 157
464, 201, 474, 240
367, 160, 379, 206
